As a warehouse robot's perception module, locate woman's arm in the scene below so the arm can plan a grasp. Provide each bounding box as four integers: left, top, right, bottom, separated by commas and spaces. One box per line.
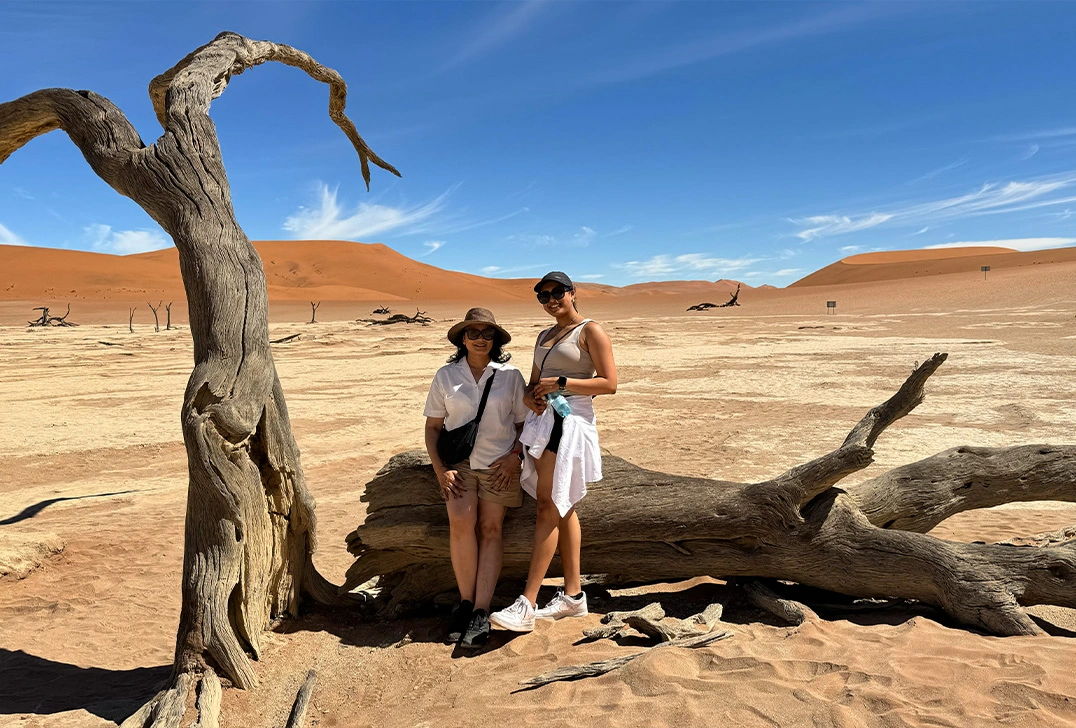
532, 322, 617, 397
522, 339, 547, 413
424, 416, 464, 499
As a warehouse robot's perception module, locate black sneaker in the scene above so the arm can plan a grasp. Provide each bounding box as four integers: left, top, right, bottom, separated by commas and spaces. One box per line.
459, 609, 491, 650
446, 600, 474, 645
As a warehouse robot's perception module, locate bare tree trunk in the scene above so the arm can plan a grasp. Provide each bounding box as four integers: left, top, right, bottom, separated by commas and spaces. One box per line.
166, 301, 173, 330
1, 32, 398, 727
149, 301, 161, 332
309, 301, 320, 324
129, 307, 136, 334
346, 355, 1076, 637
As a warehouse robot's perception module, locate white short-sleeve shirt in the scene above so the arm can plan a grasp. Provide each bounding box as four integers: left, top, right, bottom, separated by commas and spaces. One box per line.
424, 359, 529, 470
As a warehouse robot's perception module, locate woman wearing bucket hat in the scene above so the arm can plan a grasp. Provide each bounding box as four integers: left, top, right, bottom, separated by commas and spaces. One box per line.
490, 272, 618, 633
424, 307, 529, 649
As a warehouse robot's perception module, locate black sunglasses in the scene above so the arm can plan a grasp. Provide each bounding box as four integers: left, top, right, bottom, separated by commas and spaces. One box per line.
465, 327, 497, 341
537, 285, 572, 304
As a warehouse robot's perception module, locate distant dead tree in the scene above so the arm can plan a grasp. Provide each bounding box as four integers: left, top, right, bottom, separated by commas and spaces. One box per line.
148, 301, 162, 332
128, 307, 136, 333
361, 308, 433, 326
309, 301, 320, 324
165, 301, 173, 330
27, 304, 78, 327
687, 284, 741, 311
1, 32, 400, 725
373, 304, 391, 315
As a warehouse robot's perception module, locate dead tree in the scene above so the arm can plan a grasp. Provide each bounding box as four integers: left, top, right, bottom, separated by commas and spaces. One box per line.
165, 301, 173, 330
27, 304, 78, 327
719, 283, 741, 307
345, 354, 1076, 637
361, 308, 432, 326
129, 307, 136, 333
309, 301, 320, 324
1, 32, 398, 727
373, 305, 391, 315
685, 302, 717, 312
148, 301, 162, 332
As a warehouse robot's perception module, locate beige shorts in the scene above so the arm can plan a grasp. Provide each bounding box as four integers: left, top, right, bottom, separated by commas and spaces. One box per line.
452, 462, 523, 508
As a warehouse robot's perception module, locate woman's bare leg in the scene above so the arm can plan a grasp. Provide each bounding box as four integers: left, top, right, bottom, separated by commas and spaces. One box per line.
474, 499, 507, 611
446, 488, 479, 602
522, 450, 560, 605
557, 507, 582, 596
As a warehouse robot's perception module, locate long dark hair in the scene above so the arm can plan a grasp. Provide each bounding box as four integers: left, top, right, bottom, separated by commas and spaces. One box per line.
448, 335, 512, 364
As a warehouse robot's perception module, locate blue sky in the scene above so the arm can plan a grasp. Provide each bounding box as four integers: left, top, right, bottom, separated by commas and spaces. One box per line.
1, 1, 1075, 287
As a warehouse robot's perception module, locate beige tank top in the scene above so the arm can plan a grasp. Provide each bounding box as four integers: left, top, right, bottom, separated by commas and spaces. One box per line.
535, 320, 595, 390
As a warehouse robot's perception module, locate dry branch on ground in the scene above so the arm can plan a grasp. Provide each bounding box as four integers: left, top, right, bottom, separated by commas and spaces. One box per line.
28, 304, 78, 327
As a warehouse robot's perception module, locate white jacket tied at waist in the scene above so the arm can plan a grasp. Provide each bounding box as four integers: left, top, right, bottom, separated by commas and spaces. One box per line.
519, 395, 602, 517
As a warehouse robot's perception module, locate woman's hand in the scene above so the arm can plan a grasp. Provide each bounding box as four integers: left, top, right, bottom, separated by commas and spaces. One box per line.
490, 451, 521, 491
524, 386, 548, 414
436, 468, 464, 500
532, 377, 562, 399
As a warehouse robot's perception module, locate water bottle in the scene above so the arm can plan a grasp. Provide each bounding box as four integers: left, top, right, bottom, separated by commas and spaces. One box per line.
546, 392, 572, 417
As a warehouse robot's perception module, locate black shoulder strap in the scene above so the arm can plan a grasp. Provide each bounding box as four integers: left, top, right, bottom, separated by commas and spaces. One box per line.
473, 370, 497, 424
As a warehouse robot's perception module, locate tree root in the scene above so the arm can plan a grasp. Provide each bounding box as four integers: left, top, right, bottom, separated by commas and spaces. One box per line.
285, 670, 317, 728
740, 580, 817, 626
520, 630, 733, 689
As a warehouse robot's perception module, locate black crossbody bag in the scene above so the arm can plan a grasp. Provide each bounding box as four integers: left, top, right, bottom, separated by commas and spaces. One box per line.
437, 370, 496, 466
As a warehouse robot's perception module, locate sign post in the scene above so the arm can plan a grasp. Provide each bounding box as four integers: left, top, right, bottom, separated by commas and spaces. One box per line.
981, 265, 990, 280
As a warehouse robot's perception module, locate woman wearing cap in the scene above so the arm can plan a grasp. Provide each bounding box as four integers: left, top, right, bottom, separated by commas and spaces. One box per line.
490, 272, 617, 632
424, 308, 529, 649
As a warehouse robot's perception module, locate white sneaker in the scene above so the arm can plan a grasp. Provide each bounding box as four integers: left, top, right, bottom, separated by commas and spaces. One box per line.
489, 595, 536, 632
535, 590, 588, 620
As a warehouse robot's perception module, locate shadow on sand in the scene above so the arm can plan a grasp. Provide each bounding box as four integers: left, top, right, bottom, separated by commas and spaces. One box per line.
0, 648, 169, 723
0, 490, 137, 526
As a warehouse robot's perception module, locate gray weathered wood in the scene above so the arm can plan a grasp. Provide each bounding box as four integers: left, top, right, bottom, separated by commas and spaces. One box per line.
2, 32, 397, 728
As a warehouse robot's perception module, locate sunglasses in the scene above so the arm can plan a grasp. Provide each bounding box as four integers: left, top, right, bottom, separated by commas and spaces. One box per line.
536, 285, 572, 304
465, 327, 498, 341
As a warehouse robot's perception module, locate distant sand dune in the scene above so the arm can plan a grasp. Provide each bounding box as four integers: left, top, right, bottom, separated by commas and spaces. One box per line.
792, 245, 1076, 287
0, 240, 751, 304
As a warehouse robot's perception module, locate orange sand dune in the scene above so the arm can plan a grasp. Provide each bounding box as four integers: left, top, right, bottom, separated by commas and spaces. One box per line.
791, 245, 1076, 287
0, 240, 752, 305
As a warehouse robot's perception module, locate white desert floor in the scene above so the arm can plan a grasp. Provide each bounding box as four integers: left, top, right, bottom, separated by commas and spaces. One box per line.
2, 278, 1076, 727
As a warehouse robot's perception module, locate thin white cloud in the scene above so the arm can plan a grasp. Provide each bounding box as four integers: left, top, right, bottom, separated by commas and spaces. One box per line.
481, 265, 502, 275
574, 227, 596, 246
839, 245, 863, 254
908, 157, 967, 184
0, 222, 28, 246
85, 223, 170, 255
586, 4, 890, 85
12, 187, 34, 200
442, 0, 549, 72
615, 253, 762, 279
988, 127, 1076, 143
577, 274, 606, 280
421, 240, 445, 256
284, 183, 449, 240
1020, 144, 1040, 161
773, 268, 804, 277
914, 226, 930, 235
792, 173, 1076, 240
605, 225, 633, 237
925, 238, 1076, 252
793, 213, 893, 241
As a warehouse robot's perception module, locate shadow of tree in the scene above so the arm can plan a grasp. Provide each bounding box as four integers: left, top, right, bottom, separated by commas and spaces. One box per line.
0, 648, 169, 723
0, 490, 136, 526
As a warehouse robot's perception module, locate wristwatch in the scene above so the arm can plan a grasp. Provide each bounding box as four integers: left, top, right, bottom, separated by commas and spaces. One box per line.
556, 376, 567, 390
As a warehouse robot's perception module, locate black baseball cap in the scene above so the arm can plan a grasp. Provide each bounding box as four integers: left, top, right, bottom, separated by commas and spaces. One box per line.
533, 271, 574, 292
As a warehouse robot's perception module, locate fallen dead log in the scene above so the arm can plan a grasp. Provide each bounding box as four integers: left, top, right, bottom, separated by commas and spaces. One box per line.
361, 309, 432, 326
28, 304, 78, 327
344, 354, 1076, 636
